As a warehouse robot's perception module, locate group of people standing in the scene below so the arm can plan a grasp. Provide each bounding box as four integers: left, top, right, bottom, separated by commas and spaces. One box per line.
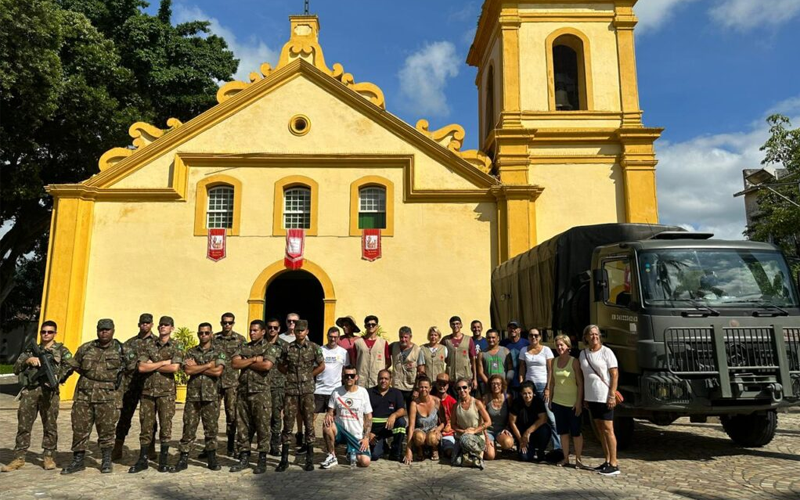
1, 312, 621, 477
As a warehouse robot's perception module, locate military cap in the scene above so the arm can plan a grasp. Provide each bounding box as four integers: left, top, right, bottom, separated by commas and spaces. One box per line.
139, 313, 153, 324
97, 318, 115, 330
159, 316, 175, 326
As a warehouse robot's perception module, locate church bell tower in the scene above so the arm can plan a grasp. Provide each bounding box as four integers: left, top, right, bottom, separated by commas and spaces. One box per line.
467, 0, 662, 260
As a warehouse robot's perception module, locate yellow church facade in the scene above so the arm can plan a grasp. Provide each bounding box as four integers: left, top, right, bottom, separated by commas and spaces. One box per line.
39, 0, 660, 396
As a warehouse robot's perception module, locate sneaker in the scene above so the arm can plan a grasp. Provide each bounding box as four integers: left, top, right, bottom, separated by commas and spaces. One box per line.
599, 463, 620, 476
453, 455, 463, 467
475, 457, 484, 471
320, 454, 338, 469
593, 461, 609, 471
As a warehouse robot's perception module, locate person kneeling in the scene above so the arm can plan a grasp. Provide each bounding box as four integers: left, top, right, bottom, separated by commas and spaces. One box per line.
509, 381, 550, 462
321, 367, 373, 469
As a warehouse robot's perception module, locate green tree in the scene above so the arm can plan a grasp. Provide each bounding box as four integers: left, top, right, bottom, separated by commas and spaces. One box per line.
0, 0, 237, 325
748, 114, 800, 271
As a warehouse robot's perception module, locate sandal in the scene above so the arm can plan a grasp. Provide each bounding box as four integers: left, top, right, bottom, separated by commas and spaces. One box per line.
556, 459, 569, 467
575, 459, 591, 470
431, 451, 439, 461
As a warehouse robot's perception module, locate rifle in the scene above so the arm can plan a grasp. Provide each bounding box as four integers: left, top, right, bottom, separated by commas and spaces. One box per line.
29, 341, 60, 394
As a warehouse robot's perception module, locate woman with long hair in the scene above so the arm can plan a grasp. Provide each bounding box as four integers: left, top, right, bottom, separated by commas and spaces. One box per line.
482, 374, 514, 460
550, 334, 586, 468
404, 376, 441, 463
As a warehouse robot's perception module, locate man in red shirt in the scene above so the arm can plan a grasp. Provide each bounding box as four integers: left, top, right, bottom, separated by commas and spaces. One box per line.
432, 373, 457, 459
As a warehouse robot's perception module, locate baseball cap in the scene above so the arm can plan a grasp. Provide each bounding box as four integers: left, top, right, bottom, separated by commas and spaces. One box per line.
159, 316, 175, 326
139, 313, 153, 324
97, 318, 115, 330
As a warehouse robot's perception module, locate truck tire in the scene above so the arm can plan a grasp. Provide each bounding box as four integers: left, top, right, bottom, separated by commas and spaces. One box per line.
721, 410, 777, 447
583, 412, 635, 450
614, 416, 635, 450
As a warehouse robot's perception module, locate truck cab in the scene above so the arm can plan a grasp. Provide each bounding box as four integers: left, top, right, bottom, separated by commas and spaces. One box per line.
592, 234, 800, 445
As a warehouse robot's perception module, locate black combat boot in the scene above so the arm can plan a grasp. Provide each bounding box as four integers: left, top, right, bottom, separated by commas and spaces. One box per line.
389, 434, 405, 462
157, 445, 173, 473
229, 451, 250, 472
275, 444, 289, 472
171, 452, 189, 472
303, 444, 314, 472
100, 448, 113, 473
269, 443, 280, 457
226, 432, 236, 457
207, 450, 221, 471
295, 431, 303, 446
253, 452, 268, 474
60, 451, 85, 475
128, 448, 149, 473
198, 449, 208, 459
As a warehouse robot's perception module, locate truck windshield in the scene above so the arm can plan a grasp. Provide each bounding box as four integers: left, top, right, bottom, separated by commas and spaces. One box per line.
638, 249, 799, 308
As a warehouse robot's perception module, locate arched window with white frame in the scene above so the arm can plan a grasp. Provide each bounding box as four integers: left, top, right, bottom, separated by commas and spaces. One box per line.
358, 186, 386, 229
206, 185, 234, 229
283, 186, 311, 229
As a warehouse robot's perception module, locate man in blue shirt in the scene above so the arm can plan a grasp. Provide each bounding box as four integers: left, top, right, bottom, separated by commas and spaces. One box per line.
499, 320, 529, 400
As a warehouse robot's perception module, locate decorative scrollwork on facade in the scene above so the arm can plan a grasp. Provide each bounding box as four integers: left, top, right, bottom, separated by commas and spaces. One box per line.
415, 120, 492, 174
98, 118, 183, 171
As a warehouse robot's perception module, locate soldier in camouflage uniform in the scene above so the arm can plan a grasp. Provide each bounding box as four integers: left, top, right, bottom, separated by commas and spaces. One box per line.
276, 319, 325, 472
173, 322, 227, 472
128, 315, 183, 474
213, 312, 246, 456
1, 320, 73, 472
113, 313, 157, 460
229, 320, 279, 474
265, 317, 288, 456
61, 319, 129, 475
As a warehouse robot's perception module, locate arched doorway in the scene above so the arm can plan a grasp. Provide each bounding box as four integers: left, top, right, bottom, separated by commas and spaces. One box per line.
248, 260, 336, 346
264, 270, 325, 345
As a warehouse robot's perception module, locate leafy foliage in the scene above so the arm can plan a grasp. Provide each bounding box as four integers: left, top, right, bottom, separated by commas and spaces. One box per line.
748, 114, 800, 275
172, 326, 198, 385
0, 0, 237, 327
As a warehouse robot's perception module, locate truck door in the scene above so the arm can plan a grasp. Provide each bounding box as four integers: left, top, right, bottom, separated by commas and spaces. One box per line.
596, 256, 639, 370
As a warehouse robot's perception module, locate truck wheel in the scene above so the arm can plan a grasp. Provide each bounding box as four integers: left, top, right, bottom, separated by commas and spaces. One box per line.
721, 410, 777, 447
614, 416, 635, 450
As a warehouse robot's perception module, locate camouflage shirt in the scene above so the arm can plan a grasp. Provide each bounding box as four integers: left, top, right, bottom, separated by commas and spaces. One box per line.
280, 340, 324, 396
234, 337, 279, 394
139, 337, 184, 398
14, 342, 74, 389
122, 333, 157, 373
266, 337, 289, 390
67, 339, 127, 404
183, 344, 228, 402
213, 331, 246, 389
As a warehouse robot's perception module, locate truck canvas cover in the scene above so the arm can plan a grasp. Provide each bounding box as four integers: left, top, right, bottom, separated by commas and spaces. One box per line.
491, 223, 683, 335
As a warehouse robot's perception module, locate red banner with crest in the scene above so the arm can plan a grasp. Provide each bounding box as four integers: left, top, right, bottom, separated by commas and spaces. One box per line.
284, 228, 305, 269
362, 229, 381, 261
207, 228, 226, 262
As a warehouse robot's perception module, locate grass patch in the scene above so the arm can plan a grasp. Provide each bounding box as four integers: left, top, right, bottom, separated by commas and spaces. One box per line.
0, 364, 15, 375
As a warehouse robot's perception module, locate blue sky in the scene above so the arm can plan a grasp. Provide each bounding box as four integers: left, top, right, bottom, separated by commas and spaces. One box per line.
157, 0, 800, 240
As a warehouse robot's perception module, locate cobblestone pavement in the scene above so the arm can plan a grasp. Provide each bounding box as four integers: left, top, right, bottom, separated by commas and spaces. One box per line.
0, 388, 798, 500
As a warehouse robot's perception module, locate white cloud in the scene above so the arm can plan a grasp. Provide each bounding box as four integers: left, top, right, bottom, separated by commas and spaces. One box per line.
656, 99, 800, 240
398, 41, 460, 117
634, 0, 699, 34
709, 0, 800, 31
173, 4, 279, 82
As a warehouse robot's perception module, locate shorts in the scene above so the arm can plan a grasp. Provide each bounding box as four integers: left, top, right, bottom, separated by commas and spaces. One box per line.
314, 394, 329, 414
440, 435, 455, 454
586, 401, 614, 421
552, 402, 582, 437
334, 422, 371, 456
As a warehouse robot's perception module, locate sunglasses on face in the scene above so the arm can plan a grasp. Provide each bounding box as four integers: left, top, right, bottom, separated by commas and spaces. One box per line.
436, 381, 449, 386
198, 331, 212, 336
344, 373, 357, 379
456, 386, 470, 391
40, 330, 56, 335
267, 326, 280, 331
529, 334, 540, 338
287, 319, 297, 323
159, 323, 171, 327
365, 322, 377, 327
222, 321, 234, 325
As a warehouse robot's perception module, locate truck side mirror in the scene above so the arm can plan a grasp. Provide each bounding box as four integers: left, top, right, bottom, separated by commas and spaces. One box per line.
592, 269, 608, 302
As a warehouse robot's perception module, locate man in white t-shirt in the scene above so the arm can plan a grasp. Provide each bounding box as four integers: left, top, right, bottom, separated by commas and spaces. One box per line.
321, 366, 373, 469
313, 327, 350, 432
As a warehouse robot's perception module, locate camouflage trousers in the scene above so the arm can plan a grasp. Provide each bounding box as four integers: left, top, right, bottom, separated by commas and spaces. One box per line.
178, 399, 220, 453
220, 386, 238, 437
13, 386, 59, 456
269, 387, 284, 449
116, 375, 155, 441
237, 391, 272, 453
71, 400, 119, 452
139, 395, 175, 446
281, 393, 314, 445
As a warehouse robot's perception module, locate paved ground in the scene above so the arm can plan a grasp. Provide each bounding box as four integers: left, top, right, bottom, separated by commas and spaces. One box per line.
0, 382, 798, 500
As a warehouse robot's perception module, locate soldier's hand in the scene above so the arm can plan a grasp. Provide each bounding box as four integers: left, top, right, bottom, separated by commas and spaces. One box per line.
254, 356, 263, 363
185, 358, 197, 367
27, 357, 41, 367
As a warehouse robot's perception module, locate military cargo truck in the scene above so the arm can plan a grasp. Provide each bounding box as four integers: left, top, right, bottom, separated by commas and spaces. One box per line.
491, 223, 800, 447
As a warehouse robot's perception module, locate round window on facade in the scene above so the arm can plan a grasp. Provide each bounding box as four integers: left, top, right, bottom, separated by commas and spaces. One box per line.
289, 114, 311, 136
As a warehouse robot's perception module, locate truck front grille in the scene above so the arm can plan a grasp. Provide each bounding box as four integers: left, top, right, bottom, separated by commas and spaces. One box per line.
665, 328, 717, 374
723, 327, 778, 370
786, 328, 800, 372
